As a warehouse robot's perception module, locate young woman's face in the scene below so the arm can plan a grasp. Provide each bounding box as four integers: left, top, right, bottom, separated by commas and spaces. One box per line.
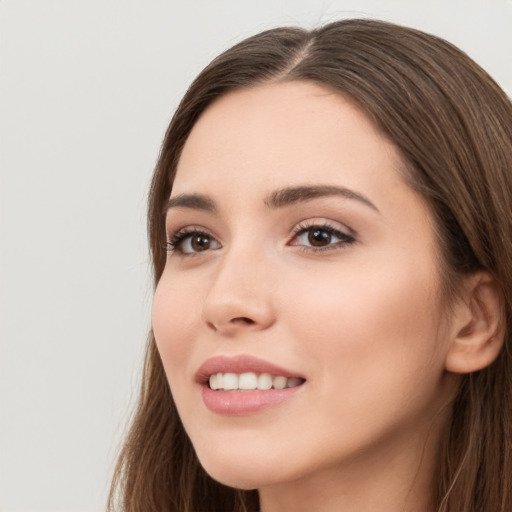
153, 81, 457, 493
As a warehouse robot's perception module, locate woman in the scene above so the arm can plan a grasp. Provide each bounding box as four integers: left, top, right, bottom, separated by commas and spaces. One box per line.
109, 19, 512, 511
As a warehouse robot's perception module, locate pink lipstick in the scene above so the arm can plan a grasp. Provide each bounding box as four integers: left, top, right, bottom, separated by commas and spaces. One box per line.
196, 354, 305, 415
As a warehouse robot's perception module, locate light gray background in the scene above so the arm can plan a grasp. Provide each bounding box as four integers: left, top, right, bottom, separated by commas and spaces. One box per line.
1, 1, 511, 511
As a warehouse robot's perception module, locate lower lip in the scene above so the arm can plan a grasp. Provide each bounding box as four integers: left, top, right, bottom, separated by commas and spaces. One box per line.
202, 384, 303, 415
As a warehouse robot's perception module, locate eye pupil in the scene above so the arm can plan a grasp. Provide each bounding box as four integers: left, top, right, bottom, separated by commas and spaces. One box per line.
191, 235, 210, 251
308, 229, 331, 246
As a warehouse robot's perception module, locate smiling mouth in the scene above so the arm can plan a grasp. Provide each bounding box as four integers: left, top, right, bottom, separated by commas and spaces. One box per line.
209, 372, 305, 391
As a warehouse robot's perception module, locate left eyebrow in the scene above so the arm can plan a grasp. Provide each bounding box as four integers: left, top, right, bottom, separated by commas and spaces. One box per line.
264, 185, 379, 213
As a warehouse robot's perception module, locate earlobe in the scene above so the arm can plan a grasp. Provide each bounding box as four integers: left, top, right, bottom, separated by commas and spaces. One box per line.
445, 272, 505, 374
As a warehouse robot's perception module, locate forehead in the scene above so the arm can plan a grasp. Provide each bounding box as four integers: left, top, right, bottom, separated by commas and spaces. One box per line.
173, 81, 405, 205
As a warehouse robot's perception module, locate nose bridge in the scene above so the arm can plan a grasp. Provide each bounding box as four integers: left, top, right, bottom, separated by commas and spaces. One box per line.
201, 237, 275, 333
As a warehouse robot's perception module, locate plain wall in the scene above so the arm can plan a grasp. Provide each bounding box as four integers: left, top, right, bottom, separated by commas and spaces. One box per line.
1, 1, 511, 511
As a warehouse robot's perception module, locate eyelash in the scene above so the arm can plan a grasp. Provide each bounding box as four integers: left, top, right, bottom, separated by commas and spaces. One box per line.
166, 227, 213, 254
291, 222, 356, 252
165, 222, 356, 256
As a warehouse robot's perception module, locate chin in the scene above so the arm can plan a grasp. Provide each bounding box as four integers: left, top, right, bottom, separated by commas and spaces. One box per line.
195, 444, 291, 490
201, 460, 266, 490
206, 470, 260, 491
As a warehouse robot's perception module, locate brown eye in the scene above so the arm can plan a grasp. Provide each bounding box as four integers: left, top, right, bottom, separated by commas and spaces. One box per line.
167, 230, 222, 255
308, 228, 332, 247
290, 223, 355, 252
190, 234, 211, 251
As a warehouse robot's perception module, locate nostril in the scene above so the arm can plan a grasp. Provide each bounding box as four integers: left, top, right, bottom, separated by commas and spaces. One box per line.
205, 316, 256, 332
231, 317, 255, 325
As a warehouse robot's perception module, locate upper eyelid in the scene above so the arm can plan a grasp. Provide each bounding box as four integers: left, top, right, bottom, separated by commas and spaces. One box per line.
166, 216, 356, 235
292, 218, 356, 237
291, 222, 355, 244
166, 223, 216, 237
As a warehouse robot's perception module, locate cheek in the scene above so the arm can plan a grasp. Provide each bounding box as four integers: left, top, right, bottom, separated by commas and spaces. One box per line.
152, 276, 199, 381
269, 263, 450, 476
286, 256, 439, 336
283, 256, 446, 407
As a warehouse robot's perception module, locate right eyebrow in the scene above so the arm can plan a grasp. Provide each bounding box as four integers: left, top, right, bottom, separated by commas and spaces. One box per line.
165, 193, 217, 214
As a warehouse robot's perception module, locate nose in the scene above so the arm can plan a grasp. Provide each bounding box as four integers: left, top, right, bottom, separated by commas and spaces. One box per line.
201, 247, 276, 336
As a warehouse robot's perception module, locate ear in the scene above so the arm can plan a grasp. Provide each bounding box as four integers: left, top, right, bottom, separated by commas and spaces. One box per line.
445, 272, 505, 374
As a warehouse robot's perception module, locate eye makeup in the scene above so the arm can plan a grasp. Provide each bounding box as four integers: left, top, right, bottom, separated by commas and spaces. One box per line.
165, 218, 357, 258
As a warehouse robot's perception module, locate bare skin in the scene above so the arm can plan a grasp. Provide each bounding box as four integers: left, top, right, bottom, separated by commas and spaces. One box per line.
153, 81, 468, 511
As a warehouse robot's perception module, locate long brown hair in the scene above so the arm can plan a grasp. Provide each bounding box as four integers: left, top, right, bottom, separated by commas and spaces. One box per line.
108, 19, 512, 512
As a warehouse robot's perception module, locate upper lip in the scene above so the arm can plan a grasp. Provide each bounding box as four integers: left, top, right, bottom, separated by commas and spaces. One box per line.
195, 354, 305, 384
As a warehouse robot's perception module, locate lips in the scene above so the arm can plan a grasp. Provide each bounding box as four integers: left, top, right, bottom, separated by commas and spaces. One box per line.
196, 354, 306, 415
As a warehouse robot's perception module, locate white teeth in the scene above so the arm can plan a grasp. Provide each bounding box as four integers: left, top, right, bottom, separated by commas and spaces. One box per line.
208, 372, 303, 391
272, 376, 287, 389
223, 373, 238, 390
257, 373, 273, 390
239, 372, 258, 390
209, 374, 218, 390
